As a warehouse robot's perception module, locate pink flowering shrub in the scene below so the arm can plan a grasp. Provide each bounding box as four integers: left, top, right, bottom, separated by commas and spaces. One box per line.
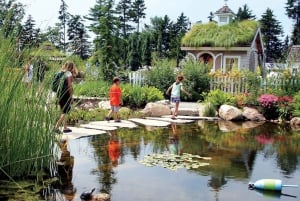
258, 94, 293, 120
258, 94, 278, 108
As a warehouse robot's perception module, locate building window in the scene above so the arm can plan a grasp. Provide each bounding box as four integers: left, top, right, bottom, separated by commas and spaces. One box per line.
219, 16, 228, 23
224, 56, 240, 72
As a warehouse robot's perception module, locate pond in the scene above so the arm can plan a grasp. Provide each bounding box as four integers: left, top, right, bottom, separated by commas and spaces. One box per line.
50, 120, 300, 201
3, 120, 300, 201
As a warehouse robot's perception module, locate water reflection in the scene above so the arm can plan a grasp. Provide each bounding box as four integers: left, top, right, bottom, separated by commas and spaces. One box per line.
65, 122, 300, 201
53, 139, 76, 201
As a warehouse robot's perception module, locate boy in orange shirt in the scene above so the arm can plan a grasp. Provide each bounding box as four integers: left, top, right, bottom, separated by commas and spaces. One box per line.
105, 77, 123, 122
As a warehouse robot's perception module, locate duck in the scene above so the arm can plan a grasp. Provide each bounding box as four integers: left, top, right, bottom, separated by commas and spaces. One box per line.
80, 188, 95, 200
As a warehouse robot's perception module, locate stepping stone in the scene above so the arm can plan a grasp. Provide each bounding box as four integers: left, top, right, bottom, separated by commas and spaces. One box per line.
80, 124, 118, 131
89, 120, 137, 128
162, 115, 219, 121
61, 127, 106, 140
146, 117, 195, 124
128, 118, 170, 127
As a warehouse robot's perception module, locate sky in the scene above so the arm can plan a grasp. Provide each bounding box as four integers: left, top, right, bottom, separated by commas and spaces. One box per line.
18, 0, 293, 36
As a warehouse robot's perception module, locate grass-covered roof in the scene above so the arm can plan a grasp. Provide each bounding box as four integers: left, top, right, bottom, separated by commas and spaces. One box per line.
181, 20, 259, 48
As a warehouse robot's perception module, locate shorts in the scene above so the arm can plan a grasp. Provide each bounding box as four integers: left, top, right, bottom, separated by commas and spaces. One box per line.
171, 96, 180, 103
58, 95, 72, 114
111, 106, 120, 112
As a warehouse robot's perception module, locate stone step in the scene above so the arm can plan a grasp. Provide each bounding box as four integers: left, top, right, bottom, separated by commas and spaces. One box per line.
89, 120, 137, 128
128, 118, 171, 127
146, 117, 195, 124
80, 124, 118, 131
162, 115, 219, 121
61, 127, 106, 140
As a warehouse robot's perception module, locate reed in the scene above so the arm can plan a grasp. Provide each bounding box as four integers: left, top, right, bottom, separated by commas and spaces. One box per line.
0, 36, 58, 179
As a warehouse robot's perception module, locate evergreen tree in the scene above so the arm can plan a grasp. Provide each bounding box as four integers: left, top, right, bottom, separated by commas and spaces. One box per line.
87, 0, 119, 80
67, 15, 91, 59
260, 8, 284, 62
286, 0, 300, 44
236, 4, 256, 21
128, 32, 141, 70
141, 32, 152, 66
131, 0, 146, 32
20, 15, 38, 49
42, 24, 61, 48
282, 35, 290, 61
116, 0, 133, 38
0, 0, 25, 38
208, 11, 215, 22
58, 0, 70, 52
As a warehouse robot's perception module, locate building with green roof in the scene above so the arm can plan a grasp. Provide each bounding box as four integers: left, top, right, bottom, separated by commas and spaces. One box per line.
181, 1, 264, 73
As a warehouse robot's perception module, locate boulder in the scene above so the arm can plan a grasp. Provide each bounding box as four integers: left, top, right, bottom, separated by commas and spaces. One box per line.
143, 102, 171, 117
98, 101, 111, 110
290, 117, 300, 126
218, 105, 243, 121
242, 107, 266, 121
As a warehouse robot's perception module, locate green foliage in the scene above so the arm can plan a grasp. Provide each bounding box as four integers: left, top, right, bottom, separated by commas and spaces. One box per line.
236, 4, 256, 21
203, 103, 216, 117
202, 89, 235, 108
260, 8, 283, 62
181, 60, 210, 101
182, 20, 259, 48
0, 37, 56, 178
73, 80, 109, 97
145, 59, 176, 94
292, 91, 300, 117
286, 0, 300, 45
122, 84, 163, 108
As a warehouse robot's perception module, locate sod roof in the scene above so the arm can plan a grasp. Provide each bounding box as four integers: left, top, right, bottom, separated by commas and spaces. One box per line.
181, 20, 259, 48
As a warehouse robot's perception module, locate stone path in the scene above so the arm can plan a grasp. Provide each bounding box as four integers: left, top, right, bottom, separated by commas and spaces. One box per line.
61, 102, 217, 140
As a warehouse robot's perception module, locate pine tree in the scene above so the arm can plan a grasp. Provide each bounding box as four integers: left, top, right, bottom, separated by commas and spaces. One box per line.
116, 0, 133, 38
128, 32, 141, 70
87, 0, 119, 80
20, 15, 38, 49
131, 0, 146, 32
141, 32, 152, 66
260, 8, 284, 62
236, 4, 256, 21
58, 0, 70, 52
67, 15, 91, 59
0, 0, 25, 38
286, 0, 300, 44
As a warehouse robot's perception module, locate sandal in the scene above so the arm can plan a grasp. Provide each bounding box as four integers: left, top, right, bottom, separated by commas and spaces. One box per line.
63, 128, 72, 133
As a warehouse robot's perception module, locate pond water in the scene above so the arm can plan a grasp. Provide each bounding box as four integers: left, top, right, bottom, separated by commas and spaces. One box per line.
51, 120, 300, 201
3, 120, 300, 201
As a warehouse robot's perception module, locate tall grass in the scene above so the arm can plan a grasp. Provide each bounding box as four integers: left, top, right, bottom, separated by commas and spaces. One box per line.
0, 37, 57, 179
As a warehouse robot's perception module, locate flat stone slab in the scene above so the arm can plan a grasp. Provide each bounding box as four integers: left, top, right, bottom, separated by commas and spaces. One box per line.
146, 117, 195, 124
80, 124, 118, 131
129, 118, 171, 127
62, 127, 106, 140
162, 115, 219, 121
89, 120, 137, 128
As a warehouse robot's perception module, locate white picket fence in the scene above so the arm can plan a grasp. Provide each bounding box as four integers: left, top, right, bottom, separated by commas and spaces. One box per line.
128, 71, 146, 86
210, 76, 300, 94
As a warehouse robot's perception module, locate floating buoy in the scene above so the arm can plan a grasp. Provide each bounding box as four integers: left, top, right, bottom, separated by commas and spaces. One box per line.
248, 179, 298, 191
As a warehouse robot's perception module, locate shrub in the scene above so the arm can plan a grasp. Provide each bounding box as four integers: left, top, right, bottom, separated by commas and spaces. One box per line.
292, 92, 300, 117
181, 60, 210, 101
258, 94, 279, 120
73, 80, 109, 97
203, 103, 216, 117
122, 84, 164, 108
277, 96, 293, 121
202, 89, 235, 108
145, 59, 176, 94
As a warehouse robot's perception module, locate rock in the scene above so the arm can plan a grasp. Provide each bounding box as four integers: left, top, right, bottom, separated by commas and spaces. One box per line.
171, 108, 199, 116
143, 102, 171, 117
218, 105, 243, 121
155, 99, 170, 105
218, 120, 241, 132
92, 193, 110, 201
290, 117, 300, 126
98, 101, 111, 110
78, 101, 98, 110
242, 107, 266, 121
